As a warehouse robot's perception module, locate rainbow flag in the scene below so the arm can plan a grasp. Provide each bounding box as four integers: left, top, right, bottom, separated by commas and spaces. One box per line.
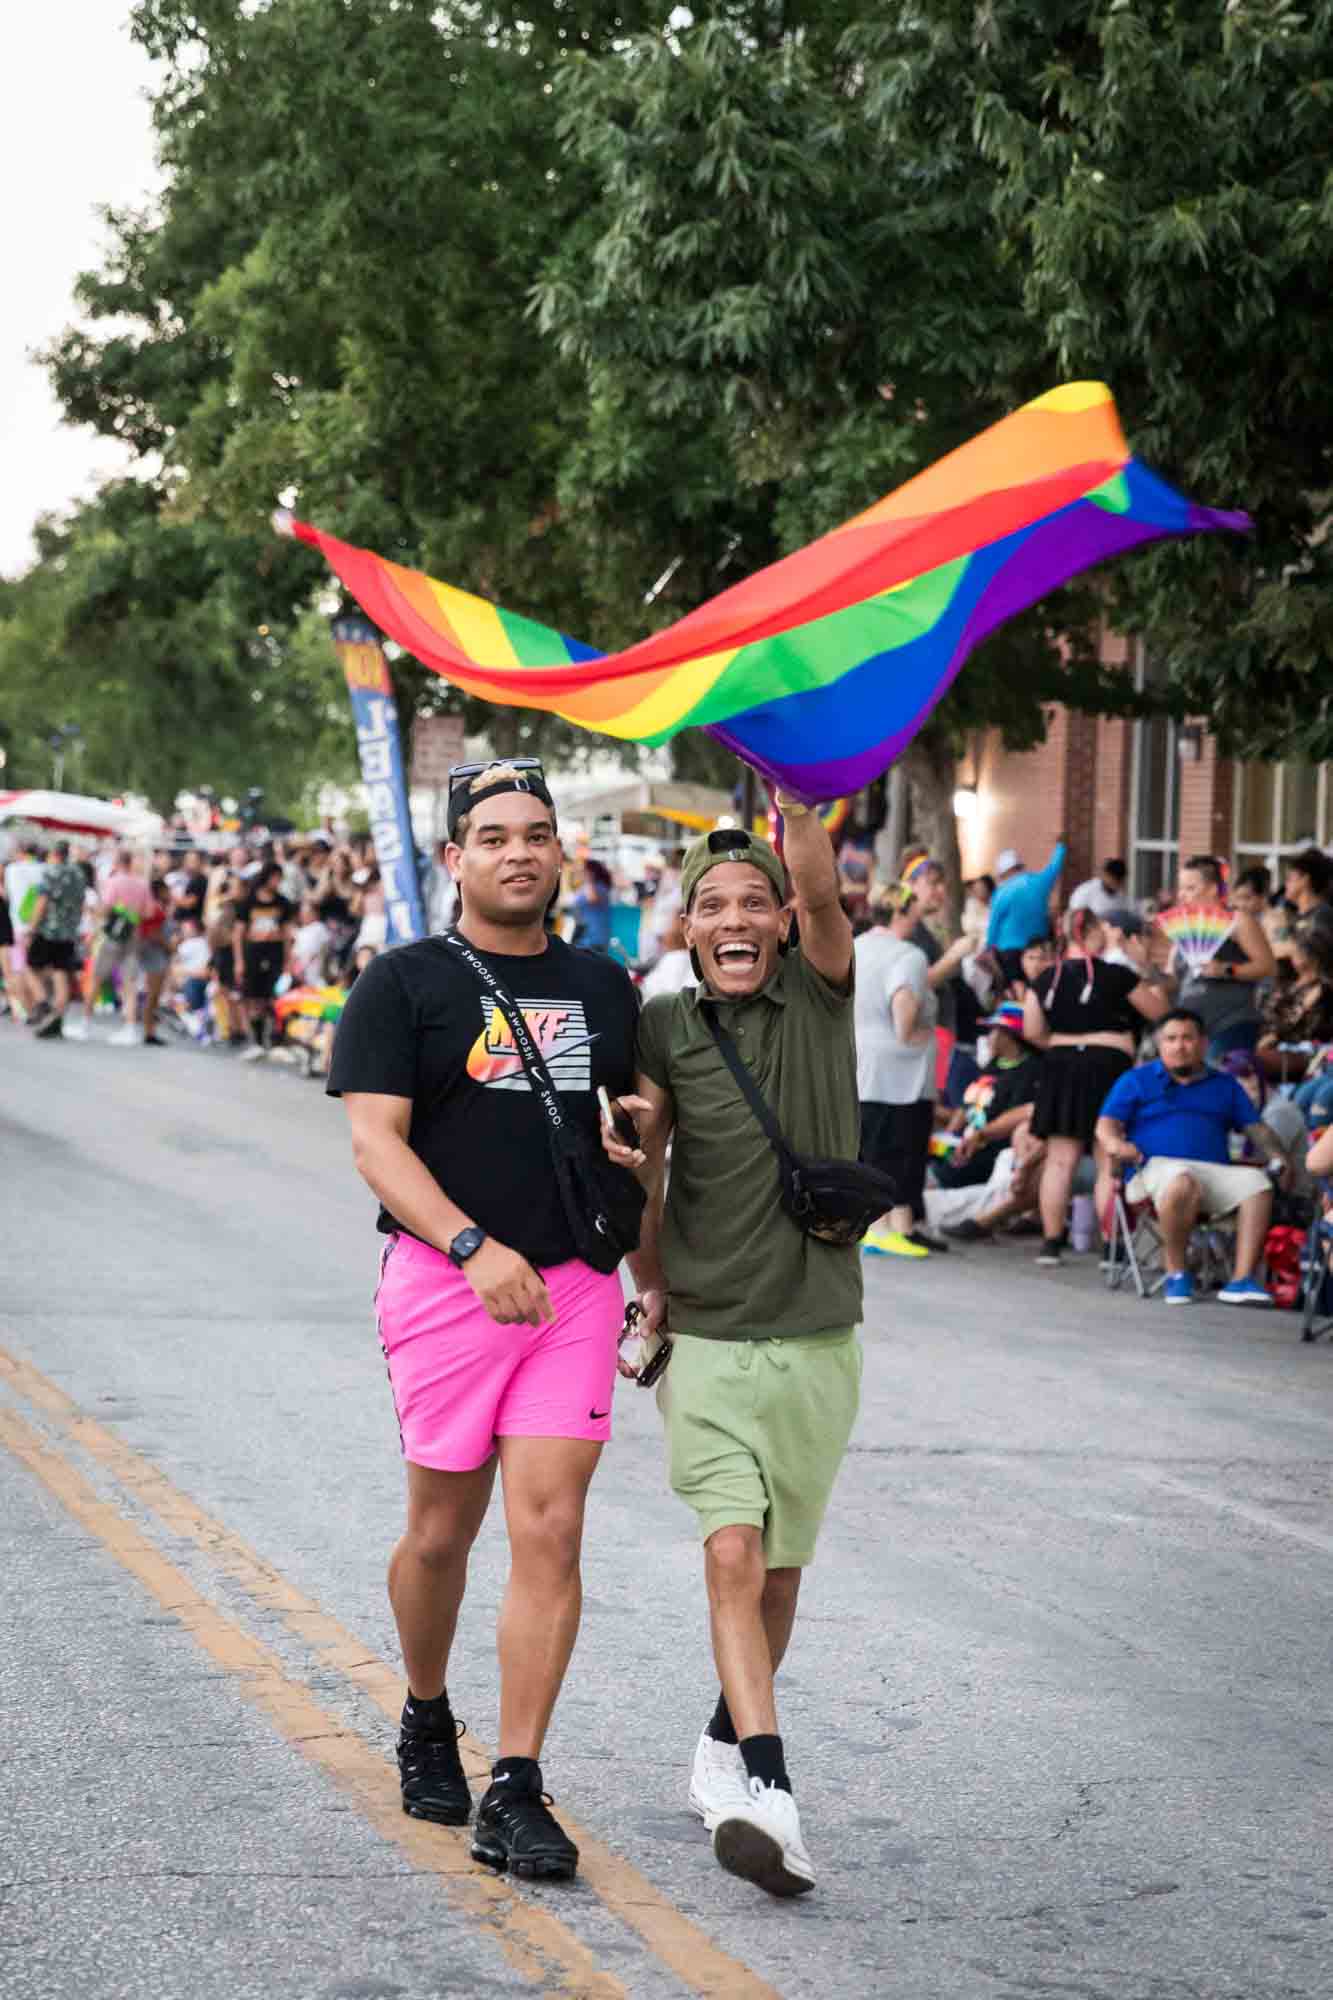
277, 384, 1247, 799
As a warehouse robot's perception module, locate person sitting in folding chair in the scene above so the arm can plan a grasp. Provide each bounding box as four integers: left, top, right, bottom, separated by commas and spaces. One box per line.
1095, 1009, 1291, 1307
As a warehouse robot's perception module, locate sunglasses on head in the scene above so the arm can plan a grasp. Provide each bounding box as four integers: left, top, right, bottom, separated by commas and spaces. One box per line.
447, 758, 546, 800
707, 827, 754, 855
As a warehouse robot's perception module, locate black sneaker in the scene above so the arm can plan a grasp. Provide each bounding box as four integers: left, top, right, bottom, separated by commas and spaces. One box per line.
1036, 1238, 1063, 1266
908, 1228, 949, 1253
397, 1715, 472, 1826
35, 1013, 63, 1039
943, 1218, 993, 1243
470, 1763, 579, 1880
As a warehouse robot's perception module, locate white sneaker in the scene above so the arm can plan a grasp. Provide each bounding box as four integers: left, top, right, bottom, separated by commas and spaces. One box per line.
240, 1044, 268, 1062
62, 1018, 89, 1041
108, 1024, 143, 1047
712, 1777, 815, 1897
688, 1731, 750, 1831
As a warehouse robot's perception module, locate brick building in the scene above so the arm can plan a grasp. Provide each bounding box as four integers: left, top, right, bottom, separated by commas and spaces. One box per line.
953, 636, 1324, 901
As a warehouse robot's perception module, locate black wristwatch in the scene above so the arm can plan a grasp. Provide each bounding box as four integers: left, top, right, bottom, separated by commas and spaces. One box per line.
447, 1225, 487, 1268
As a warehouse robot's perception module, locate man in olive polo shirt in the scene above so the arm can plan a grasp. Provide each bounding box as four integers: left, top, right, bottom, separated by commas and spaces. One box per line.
604, 799, 860, 1899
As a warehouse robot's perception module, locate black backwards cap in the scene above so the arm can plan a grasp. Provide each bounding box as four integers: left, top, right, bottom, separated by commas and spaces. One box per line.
446, 762, 557, 842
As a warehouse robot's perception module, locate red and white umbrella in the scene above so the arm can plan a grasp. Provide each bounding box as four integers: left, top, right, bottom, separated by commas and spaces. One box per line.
0, 790, 162, 840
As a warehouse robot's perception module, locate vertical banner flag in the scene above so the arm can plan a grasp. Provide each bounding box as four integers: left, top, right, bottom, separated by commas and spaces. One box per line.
332, 616, 426, 945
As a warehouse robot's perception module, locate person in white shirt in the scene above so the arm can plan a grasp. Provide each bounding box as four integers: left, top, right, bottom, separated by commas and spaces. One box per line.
4, 839, 47, 1013
639, 913, 694, 1001
855, 883, 938, 1260
1068, 857, 1128, 919
291, 900, 332, 983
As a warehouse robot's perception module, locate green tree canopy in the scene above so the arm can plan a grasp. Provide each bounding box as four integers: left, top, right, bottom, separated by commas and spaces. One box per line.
17, 0, 1333, 833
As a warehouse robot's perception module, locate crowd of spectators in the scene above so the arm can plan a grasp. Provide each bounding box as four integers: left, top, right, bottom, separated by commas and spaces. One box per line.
851, 835, 1333, 1306
0, 822, 691, 1078
6, 804, 1333, 1309
0, 830, 397, 1071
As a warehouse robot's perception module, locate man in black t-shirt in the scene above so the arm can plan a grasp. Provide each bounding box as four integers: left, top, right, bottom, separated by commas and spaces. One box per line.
328, 760, 644, 1883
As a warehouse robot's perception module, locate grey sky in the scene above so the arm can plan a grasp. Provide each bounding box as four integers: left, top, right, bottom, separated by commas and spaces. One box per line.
1, 6, 160, 578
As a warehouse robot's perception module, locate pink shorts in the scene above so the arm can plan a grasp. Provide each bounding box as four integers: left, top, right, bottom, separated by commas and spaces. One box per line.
374, 1233, 624, 1471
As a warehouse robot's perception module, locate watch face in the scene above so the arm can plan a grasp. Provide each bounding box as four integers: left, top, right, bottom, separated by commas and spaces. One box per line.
450, 1226, 485, 1263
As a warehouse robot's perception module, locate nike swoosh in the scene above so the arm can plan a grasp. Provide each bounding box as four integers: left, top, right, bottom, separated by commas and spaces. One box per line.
589, 1407, 610, 1420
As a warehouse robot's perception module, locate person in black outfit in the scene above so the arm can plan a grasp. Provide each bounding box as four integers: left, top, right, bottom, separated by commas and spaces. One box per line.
1022, 908, 1172, 1265
231, 860, 295, 1058
328, 760, 646, 1883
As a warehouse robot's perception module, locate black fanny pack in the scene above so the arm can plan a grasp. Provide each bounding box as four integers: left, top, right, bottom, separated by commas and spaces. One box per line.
442, 933, 645, 1275
703, 1003, 896, 1247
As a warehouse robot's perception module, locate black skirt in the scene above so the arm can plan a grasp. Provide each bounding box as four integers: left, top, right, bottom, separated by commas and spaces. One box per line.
0, 897, 12, 949
1030, 1045, 1132, 1148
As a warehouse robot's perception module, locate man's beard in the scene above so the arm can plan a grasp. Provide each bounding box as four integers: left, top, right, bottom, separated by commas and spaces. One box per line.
1165, 1060, 1202, 1081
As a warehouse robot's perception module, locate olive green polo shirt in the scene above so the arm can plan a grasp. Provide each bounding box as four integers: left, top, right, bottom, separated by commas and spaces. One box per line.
637, 950, 863, 1340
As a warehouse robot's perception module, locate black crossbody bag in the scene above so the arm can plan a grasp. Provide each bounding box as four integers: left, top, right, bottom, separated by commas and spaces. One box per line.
703, 1004, 897, 1247
442, 933, 645, 1274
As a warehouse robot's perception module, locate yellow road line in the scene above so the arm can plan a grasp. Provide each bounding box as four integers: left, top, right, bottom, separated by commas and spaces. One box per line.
0, 1404, 622, 2000
0, 1343, 783, 2000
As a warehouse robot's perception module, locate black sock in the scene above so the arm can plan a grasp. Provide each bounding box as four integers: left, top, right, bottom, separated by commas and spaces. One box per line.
401, 1687, 453, 1733
707, 1693, 738, 1746
739, 1733, 791, 1794
489, 1754, 541, 1792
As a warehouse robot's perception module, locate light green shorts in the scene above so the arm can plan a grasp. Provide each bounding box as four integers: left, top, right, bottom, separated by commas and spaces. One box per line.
656, 1329, 861, 1568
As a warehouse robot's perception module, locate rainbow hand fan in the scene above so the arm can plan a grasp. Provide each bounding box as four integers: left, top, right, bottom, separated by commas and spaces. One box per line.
1156, 905, 1234, 977
276, 383, 1249, 799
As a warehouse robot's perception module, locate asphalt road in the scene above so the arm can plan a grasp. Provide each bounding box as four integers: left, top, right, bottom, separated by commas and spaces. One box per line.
2, 1021, 1331, 2000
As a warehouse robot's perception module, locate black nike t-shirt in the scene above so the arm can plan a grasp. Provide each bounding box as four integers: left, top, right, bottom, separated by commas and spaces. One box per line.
327, 934, 640, 1266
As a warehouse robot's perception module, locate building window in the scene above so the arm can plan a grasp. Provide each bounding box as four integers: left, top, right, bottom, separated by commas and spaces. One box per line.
1233, 762, 1327, 880
1130, 645, 1179, 901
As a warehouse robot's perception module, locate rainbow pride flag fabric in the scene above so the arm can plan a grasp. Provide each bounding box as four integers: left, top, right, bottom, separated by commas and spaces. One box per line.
279, 384, 1247, 799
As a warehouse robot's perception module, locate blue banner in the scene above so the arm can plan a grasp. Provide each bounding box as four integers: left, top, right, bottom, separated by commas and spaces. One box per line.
332, 617, 427, 945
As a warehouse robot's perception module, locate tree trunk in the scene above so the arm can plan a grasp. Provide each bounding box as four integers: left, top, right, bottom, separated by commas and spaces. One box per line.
901, 733, 962, 930
875, 764, 909, 884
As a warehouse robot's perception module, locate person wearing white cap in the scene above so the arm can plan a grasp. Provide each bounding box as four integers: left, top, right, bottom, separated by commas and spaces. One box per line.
985, 837, 1067, 966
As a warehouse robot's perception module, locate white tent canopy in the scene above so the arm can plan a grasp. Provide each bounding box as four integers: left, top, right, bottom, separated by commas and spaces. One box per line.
0, 790, 163, 841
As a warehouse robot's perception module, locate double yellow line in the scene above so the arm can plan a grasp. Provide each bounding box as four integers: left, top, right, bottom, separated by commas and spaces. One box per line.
0, 1344, 780, 2000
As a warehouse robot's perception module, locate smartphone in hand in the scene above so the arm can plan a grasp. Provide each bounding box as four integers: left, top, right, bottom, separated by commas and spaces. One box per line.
597, 1085, 640, 1150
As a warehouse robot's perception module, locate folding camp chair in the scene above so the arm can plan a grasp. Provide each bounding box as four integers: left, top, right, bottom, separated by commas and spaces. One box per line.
1103, 1170, 1165, 1298
1103, 1167, 1237, 1301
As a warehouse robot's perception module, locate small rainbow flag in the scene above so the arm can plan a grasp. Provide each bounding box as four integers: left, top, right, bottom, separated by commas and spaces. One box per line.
277, 384, 1247, 799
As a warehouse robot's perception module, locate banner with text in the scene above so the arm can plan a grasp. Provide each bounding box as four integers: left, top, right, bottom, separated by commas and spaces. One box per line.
332, 617, 426, 945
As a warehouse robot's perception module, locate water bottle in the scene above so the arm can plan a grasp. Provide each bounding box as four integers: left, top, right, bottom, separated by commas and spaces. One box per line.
1070, 1193, 1096, 1254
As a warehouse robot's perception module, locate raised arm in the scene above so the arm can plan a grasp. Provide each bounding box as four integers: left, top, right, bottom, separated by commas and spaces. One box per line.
775, 792, 853, 989
1035, 839, 1068, 896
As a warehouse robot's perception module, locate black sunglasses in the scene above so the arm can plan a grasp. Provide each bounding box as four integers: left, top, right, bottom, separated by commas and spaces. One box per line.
447, 758, 546, 801
707, 827, 753, 855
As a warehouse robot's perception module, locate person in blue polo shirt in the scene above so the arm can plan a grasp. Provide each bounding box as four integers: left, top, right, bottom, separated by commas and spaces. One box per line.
1096, 1009, 1288, 1306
